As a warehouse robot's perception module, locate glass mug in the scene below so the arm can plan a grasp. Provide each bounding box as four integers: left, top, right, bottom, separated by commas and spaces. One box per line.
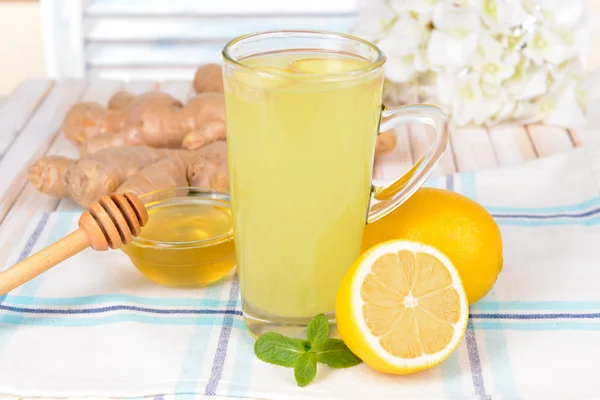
222, 30, 448, 336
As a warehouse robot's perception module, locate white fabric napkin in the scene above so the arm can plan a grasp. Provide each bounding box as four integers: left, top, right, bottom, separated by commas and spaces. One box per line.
1, 145, 600, 399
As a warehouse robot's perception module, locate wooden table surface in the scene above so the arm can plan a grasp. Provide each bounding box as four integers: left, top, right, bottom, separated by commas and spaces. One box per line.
0, 78, 589, 399
0, 78, 586, 272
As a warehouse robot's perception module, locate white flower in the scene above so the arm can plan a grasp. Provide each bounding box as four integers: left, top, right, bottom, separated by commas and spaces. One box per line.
437, 72, 504, 125
505, 57, 548, 100
471, 35, 518, 84
523, 25, 576, 65
523, 0, 585, 29
548, 58, 584, 81
377, 13, 426, 57
427, 2, 481, 68
353, 0, 597, 128
433, 2, 481, 33
389, 0, 440, 16
353, 1, 398, 41
427, 31, 478, 68
378, 12, 432, 83
479, 79, 508, 122
477, 0, 528, 31
385, 55, 419, 82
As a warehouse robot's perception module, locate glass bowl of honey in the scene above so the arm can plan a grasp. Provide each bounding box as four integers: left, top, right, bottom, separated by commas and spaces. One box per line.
121, 187, 235, 287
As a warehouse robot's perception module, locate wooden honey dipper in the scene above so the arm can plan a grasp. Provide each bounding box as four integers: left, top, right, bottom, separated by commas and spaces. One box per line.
0, 193, 148, 296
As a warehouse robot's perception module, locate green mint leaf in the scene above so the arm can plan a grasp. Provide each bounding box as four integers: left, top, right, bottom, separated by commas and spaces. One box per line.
305, 314, 329, 350
316, 338, 362, 368
254, 332, 307, 367
294, 352, 317, 387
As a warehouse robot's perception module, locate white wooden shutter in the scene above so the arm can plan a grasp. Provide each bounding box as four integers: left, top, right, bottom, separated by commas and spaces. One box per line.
42, 0, 357, 81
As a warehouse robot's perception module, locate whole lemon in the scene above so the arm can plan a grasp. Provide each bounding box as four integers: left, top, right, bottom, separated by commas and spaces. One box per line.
362, 188, 502, 304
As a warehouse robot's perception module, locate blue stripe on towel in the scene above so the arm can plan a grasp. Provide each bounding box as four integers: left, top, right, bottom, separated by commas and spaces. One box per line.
2, 294, 231, 308
495, 218, 600, 227
470, 313, 600, 320
472, 321, 600, 331
4, 302, 598, 321
174, 274, 227, 396
473, 300, 600, 311
0, 304, 242, 316
485, 196, 600, 214
6, 296, 600, 312
205, 276, 240, 395
492, 207, 600, 219
0, 313, 246, 328
465, 319, 489, 399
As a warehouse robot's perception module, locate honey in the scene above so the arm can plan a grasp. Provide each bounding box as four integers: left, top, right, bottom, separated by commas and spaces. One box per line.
121, 189, 235, 287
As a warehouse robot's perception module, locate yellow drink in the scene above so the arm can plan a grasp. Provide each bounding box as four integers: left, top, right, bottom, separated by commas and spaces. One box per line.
224, 52, 384, 321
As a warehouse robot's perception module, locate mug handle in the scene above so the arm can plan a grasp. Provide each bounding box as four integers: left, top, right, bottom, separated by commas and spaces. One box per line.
367, 104, 449, 223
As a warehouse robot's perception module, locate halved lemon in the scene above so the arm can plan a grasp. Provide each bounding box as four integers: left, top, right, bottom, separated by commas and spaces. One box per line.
289, 57, 366, 74
336, 240, 469, 374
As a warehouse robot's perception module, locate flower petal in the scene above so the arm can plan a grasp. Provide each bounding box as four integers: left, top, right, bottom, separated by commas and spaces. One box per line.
427, 31, 478, 67
435, 73, 457, 105
433, 3, 481, 33
391, 0, 439, 15
377, 13, 426, 56
478, 0, 528, 31
524, 0, 585, 29
385, 55, 418, 83
523, 25, 576, 65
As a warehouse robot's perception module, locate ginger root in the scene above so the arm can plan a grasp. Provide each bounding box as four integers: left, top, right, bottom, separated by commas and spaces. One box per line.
27, 155, 74, 198
194, 64, 224, 94
116, 157, 189, 203
182, 120, 227, 150
62, 103, 120, 145
28, 141, 228, 207
63, 91, 183, 146
107, 91, 137, 110
180, 93, 226, 150
67, 91, 226, 156
185, 148, 229, 191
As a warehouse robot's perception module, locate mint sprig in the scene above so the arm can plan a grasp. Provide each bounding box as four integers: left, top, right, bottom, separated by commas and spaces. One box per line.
306, 313, 329, 350
254, 314, 362, 387
316, 338, 362, 368
253, 332, 308, 367
294, 352, 317, 387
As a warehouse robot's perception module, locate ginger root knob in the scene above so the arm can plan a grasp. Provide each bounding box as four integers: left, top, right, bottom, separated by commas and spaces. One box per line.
107, 91, 137, 110
62, 103, 116, 144
194, 64, 224, 94
28, 155, 75, 198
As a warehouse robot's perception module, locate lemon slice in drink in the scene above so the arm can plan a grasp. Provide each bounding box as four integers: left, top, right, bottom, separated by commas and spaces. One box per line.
231, 65, 294, 89
290, 57, 366, 74
336, 240, 469, 374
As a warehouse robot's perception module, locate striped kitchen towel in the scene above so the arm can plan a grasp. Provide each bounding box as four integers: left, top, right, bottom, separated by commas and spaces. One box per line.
2, 145, 600, 399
